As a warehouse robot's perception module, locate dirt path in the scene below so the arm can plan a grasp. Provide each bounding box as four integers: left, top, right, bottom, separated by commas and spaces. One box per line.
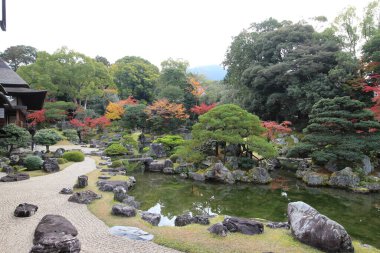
0, 157, 179, 253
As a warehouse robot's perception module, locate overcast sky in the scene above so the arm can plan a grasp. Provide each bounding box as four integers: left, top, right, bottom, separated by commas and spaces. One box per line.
0, 0, 372, 67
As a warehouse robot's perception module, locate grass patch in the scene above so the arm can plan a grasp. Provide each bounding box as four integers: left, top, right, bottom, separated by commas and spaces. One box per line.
21, 162, 74, 177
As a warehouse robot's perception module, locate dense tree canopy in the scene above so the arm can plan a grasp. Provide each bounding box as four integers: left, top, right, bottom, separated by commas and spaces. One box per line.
112, 56, 159, 102
223, 19, 358, 126
0, 45, 37, 71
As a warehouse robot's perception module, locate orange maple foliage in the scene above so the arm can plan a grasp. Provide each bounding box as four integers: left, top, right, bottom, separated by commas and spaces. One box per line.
188, 77, 205, 97
145, 99, 189, 119
262, 121, 292, 140
117, 96, 138, 106
105, 102, 124, 120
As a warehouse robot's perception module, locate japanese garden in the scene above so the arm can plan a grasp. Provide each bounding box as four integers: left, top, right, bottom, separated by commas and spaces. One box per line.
1, 1, 380, 253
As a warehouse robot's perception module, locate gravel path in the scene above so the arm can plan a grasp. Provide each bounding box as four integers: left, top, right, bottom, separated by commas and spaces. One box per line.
0, 157, 180, 253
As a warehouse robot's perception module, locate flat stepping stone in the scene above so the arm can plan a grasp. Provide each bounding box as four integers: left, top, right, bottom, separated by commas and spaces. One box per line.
109, 226, 153, 241
14, 203, 38, 217
60, 187, 73, 194
0, 173, 30, 182
68, 190, 101, 204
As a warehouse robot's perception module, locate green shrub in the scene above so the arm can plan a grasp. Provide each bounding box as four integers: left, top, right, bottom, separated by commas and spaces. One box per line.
122, 134, 138, 149
154, 135, 184, 153
63, 129, 79, 143
110, 160, 123, 168
57, 158, 68, 164
62, 151, 85, 162
105, 143, 128, 156
24, 155, 43, 171
142, 147, 150, 153
122, 159, 129, 167
34, 129, 63, 152
170, 154, 179, 163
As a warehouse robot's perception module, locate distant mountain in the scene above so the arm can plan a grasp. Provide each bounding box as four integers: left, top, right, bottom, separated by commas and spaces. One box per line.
189, 65, 226, 81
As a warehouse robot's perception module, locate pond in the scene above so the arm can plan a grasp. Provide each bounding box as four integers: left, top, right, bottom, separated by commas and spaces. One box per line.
128, 170, 380, 248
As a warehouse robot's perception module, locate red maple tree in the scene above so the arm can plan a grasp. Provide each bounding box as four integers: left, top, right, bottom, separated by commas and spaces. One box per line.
27, 109, 46, 127
262, 121, 292, 140
190, 103, 217, 115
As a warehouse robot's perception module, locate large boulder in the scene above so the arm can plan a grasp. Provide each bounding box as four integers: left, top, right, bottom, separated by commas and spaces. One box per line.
288, 201, 354, 252
205, 162, 235, 184
174, 163, 195, 174
174, 213, 193, 227
53, 148, 65, 158
113, 186, 128, 202
112, 204, 136, 217
362, 155, 374, 175
9, 155, 20, 165
68, 190, 101, 204
97, 178, 136, 192
148, 159, 173, 172
249, 167, 272, 184
208, 222, 228, 237
141, 212, 161, 226
302, 172, 328, 186
149, 143, 167, 158
188, 172, 206, 181
328, 167, 360, 188
122, 195, 140, 209
0, 173, 30, 182
75, 175, 88, 188
42, 158, 60, 173
2, 165, 14, 174
30, 215, 80, 253
14, 203, 38, 217
222, 217, 264, 235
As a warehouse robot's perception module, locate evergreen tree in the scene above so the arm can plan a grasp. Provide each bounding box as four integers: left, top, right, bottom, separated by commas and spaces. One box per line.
288, 96, 380, 169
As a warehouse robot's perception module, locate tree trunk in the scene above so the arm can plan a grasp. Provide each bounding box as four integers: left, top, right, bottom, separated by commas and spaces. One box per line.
46, 145, 50, 153
215, 142, 218, 157
84, 98, 88, 110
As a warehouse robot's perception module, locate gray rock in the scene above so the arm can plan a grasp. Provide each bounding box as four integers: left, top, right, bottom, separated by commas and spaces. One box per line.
42, 158, 59, 173
328, 167, 360, 188
112, 204, 136, 217
290, 135, 299, 144
141, 212, 161, 226
206, 162, 235, 184
14, 203, 38, 217
98, 175, 111, 180
68, 190, 101, 204
33, 151, 43, 158
109, 226, 153, 241
97, 179, 135, 192
75, 175, 88, 188
148, 159, 173, 172
53, 148, 65, 158
274, 137, 286, 145
223, 217, 264, 235
2, 165, 14, 174
302, 172, 327, 186
266, 222, 290, 229
149, 143, 167, 158
288, 201, 354, 252
114, 186, 128, 202
192, 215, 210, 225
208, 222, 228, 237
232, 169, 247, 181
179, 172, 188, 179
175, 213, 193, 227
0, 173, 30, 182
60, 187, 73, 194
225, 156, 239, 169
174, 163, 195, 174
261, 158, 280, 171
362, 155, 373, 175
189, 172, 206, 181
31, 215, 80, 253
9, 155, 20, 165
249, 167, 272, 184
122, 195, 140, 209
163, 167, 174, 174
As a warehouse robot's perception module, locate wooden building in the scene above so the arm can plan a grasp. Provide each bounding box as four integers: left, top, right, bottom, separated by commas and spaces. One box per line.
0, 58, 46, 127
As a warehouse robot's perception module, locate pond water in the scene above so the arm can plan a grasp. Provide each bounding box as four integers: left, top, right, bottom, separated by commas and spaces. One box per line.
128, 170, 380, 248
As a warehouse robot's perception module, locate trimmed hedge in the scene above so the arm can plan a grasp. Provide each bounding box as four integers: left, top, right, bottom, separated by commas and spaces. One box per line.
24, 155, 43, 171
57, 158, 69, 164
63, 129, 80, 143
105, 143, 128, 156
62, 151, 85, 162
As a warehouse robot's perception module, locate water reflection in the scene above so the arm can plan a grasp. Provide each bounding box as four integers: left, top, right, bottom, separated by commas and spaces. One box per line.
129, 171, 380, 248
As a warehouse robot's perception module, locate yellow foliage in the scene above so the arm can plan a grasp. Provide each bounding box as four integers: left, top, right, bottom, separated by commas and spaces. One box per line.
105, 102, 124, 120
146, 99, 189, 119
